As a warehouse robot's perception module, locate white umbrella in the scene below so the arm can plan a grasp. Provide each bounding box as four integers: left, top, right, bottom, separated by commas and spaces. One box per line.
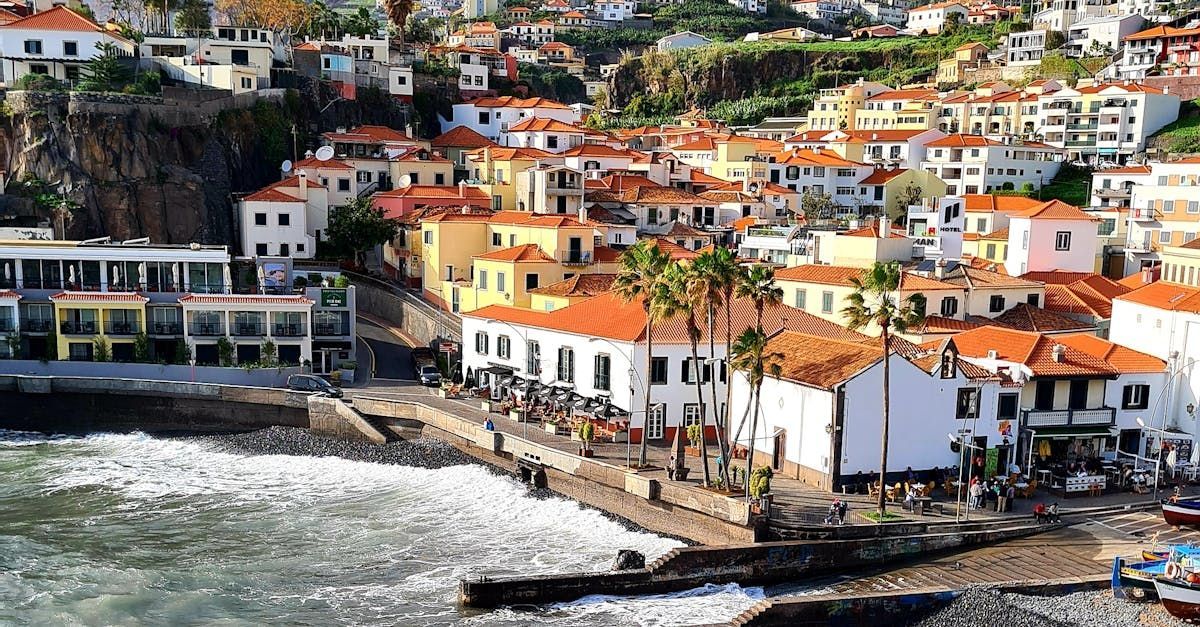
3, 263, 9, 282
1191, 439, 1199, 466
68, 265, 76, 286
111, 264, 120, 289
171, 263, 180, 291
223, 265, 232, 292
257, 265, 266, 292
138, 262, 147, 289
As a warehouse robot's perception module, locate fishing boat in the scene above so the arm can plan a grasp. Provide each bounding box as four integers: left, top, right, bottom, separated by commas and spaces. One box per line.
1113, 556, 1169, 599
1155, 575, 1200, 620
1162, 499, 1200, 527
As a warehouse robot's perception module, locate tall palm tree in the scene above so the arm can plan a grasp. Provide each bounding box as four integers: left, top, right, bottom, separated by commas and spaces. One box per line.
654, 261, 712, 486
729, 327, 781, 499
731, 266, 782, 451
691, 248, 740, 488
613, 240, 670, 468
385, 0, 414, 45
842, 262, 925, 520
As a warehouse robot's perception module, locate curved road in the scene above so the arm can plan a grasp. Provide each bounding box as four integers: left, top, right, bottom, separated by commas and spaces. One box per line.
355, 317, 417, 382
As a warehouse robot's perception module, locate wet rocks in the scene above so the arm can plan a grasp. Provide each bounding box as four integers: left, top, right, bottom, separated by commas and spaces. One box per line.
192, 426, 473, 469
613, 549, 646, 571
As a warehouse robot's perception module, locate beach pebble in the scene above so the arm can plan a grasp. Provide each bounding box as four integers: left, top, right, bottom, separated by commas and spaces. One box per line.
916, 587, 1189, 627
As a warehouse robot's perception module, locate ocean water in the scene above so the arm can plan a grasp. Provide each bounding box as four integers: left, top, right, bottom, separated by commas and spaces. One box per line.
0, 430, 763, 626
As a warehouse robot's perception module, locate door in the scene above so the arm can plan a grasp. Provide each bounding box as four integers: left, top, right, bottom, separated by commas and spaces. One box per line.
1034, 380, 1055, 410
314, 350, 332, 375
556, 196, 568, 214
1068, 379, 1088, 409
772, 431, 786, 471
231, 49, 249, 65
568, 237, 582, 263
646, 404, 664, 440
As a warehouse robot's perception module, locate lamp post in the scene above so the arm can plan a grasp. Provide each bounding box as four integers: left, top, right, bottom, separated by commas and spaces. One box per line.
588, 336, 647, 470
948, 432, 984, 523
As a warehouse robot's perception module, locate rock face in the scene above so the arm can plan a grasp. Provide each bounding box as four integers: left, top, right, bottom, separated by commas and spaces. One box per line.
0, 87, 411, 246
612, 549, 646, 571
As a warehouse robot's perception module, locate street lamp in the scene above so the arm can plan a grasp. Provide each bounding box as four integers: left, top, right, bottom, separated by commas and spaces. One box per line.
948, 432, 984, 523
588, 336, 647, 469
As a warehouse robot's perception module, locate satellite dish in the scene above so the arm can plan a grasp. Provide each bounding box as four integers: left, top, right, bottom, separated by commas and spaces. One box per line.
280, 160, 293, 173
398, 174, 413, 187
315, 146, 335, 161
748, 182, 759, 193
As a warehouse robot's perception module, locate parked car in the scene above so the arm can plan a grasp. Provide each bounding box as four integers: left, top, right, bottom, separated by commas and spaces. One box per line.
287, 374, 343, 398
418, 365, 442, 387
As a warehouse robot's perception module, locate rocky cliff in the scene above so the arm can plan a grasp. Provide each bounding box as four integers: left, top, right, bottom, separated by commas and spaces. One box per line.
0, 85, 410, 246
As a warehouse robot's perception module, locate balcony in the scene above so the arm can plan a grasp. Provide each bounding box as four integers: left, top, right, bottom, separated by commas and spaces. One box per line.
190, 323, 225, 336
21, 319, 53, 333
314, 322, 347, 336
1066, 123, 1098, 131
1065, 139, 1098, 147
150, 322, 183, 335
104, 321, 139, 336
231, 322, 266, 337
60, 321, 98, 335
1021, 407, 1115, 428
558, 251, 595, 266
272, 323, 308, 337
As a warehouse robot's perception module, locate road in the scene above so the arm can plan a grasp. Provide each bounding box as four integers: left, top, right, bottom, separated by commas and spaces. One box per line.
355, 317, 417, 382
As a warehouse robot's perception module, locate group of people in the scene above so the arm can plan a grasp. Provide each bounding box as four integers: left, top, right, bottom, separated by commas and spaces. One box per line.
967, 477, 1016, 513
1032, 502, 1061, 524
824, 499, 849, 525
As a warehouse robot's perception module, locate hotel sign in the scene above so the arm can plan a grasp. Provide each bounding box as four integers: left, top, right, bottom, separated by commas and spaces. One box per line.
321, 289, 347, 307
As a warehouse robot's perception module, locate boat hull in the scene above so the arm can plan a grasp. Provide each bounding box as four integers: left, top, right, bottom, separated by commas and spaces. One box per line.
1155, 578, 1200, 620
1113, 557, 1164, 599
1163, 502, 1200, 527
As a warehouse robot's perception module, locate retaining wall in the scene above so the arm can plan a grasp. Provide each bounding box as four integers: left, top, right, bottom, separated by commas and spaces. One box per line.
348, 273, 461, 345
0, 359, 301, 388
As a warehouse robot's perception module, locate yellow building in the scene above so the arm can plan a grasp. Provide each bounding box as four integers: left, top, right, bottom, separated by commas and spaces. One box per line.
804, 80, 891, 132
463, 146, 559, 211
937, 43, 989, 86
670, 134, 782, 180
390, 148, 456, 187
421, 211, 619, 312
858, 167, 949, 219
852, 88, 940, 131
50, 291, 148, 361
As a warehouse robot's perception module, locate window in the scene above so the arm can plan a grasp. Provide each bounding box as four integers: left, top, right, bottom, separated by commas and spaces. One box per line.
63, 41, 78, 56
1122, 384, 1150, 410
254, 213, 267, 226
682, 357, 712, 384
435, 173, 445, 185
976, 218, 987, 232
278, 213, 290, 226
337, 178, 351, 192
683, 403, 704, 427
997, 392, 1018, 420
1161, 230, 1173, 244
497, 271, 506, 293
646, 404, 665, 439
23, 40, 42, 54
256, 243, 268, 255
547, 136, 559, 149
940, 297, 958, 316
280, 243, 289, 256
955, 388, 979, 419
989, 295, 1005, 313
478, 269, 489, 290
526, 340, 541, 375
423, 230, 433, 245
594, 354, 611, 391
525, 273, 539, 290
497, 335, 511, 359
1021, 231, 1029, 250
821, 291, 834, 314
475, 331, 489, 354
492, 232, 501, 246
985, 243, 996, 258
478, 112, 490, 125
557, 346, 574, 382
794, 289, 806, 310
1190, 201, 1200, 214
1027, 293, 1040, 307
1054, 231, 1071, 251
650, 356, 668, 384
241, 77, 252, 89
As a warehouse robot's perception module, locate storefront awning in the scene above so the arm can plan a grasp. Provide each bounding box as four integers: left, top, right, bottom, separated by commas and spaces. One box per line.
1029, 426, 1115, 438
478, 365, 513, 376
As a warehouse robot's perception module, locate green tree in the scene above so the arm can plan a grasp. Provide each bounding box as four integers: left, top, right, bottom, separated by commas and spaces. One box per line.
174, 338, 191, 364
260, 339, 278, 367
841, 262, 925, 520
729, 329, 781, 497
78, 42, 132, 93
325, 197, 401, 268
691, 247, 741, 488
800, 190, 838, 222
344, 7, 380, 37
732, 265, 781, 496
1045, 30, 1066, 50
893, 182, 924, 219
613, 240, 671, 468
217, 337, 234, 366
92, 336, 112, 362
133, 331, 151, 362
305, 0, 341, 38
175, 0, 213, 36
384, 0, 413, 44
4, 333, 21, 359
44, 332, 58, 361
653, 261, 713, 486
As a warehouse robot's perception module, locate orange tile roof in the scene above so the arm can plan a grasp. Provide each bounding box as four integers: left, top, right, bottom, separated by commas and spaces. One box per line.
618, 185, 713, 205
464, 146, 555, 161
294, 156, 353, 170
859, 168, 908, 184
433, 125, 496, 149
962, 194, 1042, 213
322, 124, 412, 143
842, 223, 905, 239
507, 117, 598, 134
474, 243, 555, 262
690, 170, 727, 185
468, 96, 571, 110
1103, 165, 1151, 175
775, 264, 962, 291
981, 227, 1008, 239
909, 0, 966, 11
866, 89, 939, 101
560, 144, 636, 158
0, 289, 19, 299
1117, 272, 1155, 290
464, 292, 867, 344
763, 331, 884, 389
948, 326, 1117, 376
913, 315, 987, 334
49, 291, 148, 303
1010, 199, 1095, 221
243, 188, 301, 202
1054, 333, 1164, 373
943, 265, 1041, 288
1, 5, 111, 32
178, 294, 313, 305
294, 41, 320, 51
927, 134, 1004, 148
528, 273, 617, 297
1023, 271, 1128, 319
775, 148, 863, 167
562, 10, 586, 17
649, 238, 699, 260
991, 303, 1094, 333
1116, 281, 1200, 314
376, 184, 490, 200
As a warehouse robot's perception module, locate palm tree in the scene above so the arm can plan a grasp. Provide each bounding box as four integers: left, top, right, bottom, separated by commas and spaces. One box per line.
729, 327, 781, 499
841, 262, 925, 520
730, 266, 782, 453
654, 261, 712, 486
385, 0, 414, 45
613, 240, 670, 468
691, 248, 741, 488
307, 0, 341, 39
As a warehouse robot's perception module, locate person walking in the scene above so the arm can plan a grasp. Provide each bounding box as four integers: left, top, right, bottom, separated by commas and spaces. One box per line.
969, 478, 983, 510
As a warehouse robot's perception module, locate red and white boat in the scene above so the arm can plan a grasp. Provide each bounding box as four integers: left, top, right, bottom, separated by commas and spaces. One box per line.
1154, 576, 1200, 620
1162, 500, 1200, 527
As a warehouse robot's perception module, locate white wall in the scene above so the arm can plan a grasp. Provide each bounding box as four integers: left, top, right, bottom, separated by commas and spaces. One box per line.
1006, 216, 1097, 275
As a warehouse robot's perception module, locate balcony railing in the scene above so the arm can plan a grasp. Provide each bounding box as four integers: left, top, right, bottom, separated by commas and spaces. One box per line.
1065, 139, 1098, 147
190, 323, 225, 336
1021, 407, 1116, 428
104, 321, 139, 335
314, 322, 346, 336
150, 322, 183, 335
272, 323, 307, 337
60, 321, 98, 335
21, 319, 53, 333
1066, 123, 1098, 130
231, 322, 266, 337
1130, 207, 1159, 221
559, 251, 594, 266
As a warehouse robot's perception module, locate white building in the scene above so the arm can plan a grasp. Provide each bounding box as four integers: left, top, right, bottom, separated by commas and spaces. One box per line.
593, 0, 635, 21
921, 135, 1063, 195
0, 6, 135, 85
238, 173, 329, 258
1035, 83, 1180, 164
656, 31, 712, 51
1005, 29, 1047, 68
440, 96, 580, 143
768, 148, 876, 213
1064, 14, 1144, 58
906, 195, 966, 261
905, 1, 969, 35
1124, 158, 1200, 274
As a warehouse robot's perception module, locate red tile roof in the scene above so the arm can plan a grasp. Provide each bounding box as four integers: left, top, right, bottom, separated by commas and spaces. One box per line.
943, 265, 1042, 288
842, 223, 905, 238
963, 194, 1043, 213
1, 5, 110, 32
434, 125, 497, 149
764, 331, 884, 389
468, 96, 571, 110
528, 273, 617, 297
927, 134, 1004, 148
1023, 271, 1129, 319
1116, 281, 1200, 314
990, 303, 1095, 333
294, 156, 353, 170
859, 168, 908, 184
507, 117, 597, 134
560, 144, 636, 158
474, 243, 556, 262
1010, 199, 1095, 221
243, 188, 301, 202
0, 289, 21, 299
948, 326, 1118, 376
775, 265, 962, 291
376, 184, 490, 200
49, 291, 148, 303
322, 124, 412, 144
1054, 333, 1165, 373
178, 294, 313, 305
774, 148, 863, 167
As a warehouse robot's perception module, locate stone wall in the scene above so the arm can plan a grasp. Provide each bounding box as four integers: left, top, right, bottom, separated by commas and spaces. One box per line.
1145, 76, 1200, 101
348, 273, 462, 345
0, 359, 302, 387
308, 396, 387, 444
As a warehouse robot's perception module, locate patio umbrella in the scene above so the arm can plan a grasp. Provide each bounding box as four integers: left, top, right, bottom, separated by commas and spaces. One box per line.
553, 388, 574, 403
3, 262, 9, 282
171, 263, 180, 291
1192, 440, 1200, 466
111, 264, 120, 288
570, 394, 589, 410
498, 376, 514, 387
465, 367, 476, 388
138, 262, 147, 289
67, 265, 76, 286
257, 265, 266, 291
223, 265, 233, 292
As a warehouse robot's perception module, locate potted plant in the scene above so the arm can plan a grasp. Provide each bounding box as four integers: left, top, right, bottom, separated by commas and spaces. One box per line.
684, 423, 702, 457
338, 360, 356, 383
578, 421, 595, 458
545, 418, 563, 435
508, 404, 525, 421
749, 466, 774, 514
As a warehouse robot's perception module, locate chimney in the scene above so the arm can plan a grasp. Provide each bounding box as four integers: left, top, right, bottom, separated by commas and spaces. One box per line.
304, 149, 315, 159
1051, 344, 1066, 363
934, 258, 947, 278
813, 147, 822, 155
878, 216, 891, 238
298, 171, 308, 199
